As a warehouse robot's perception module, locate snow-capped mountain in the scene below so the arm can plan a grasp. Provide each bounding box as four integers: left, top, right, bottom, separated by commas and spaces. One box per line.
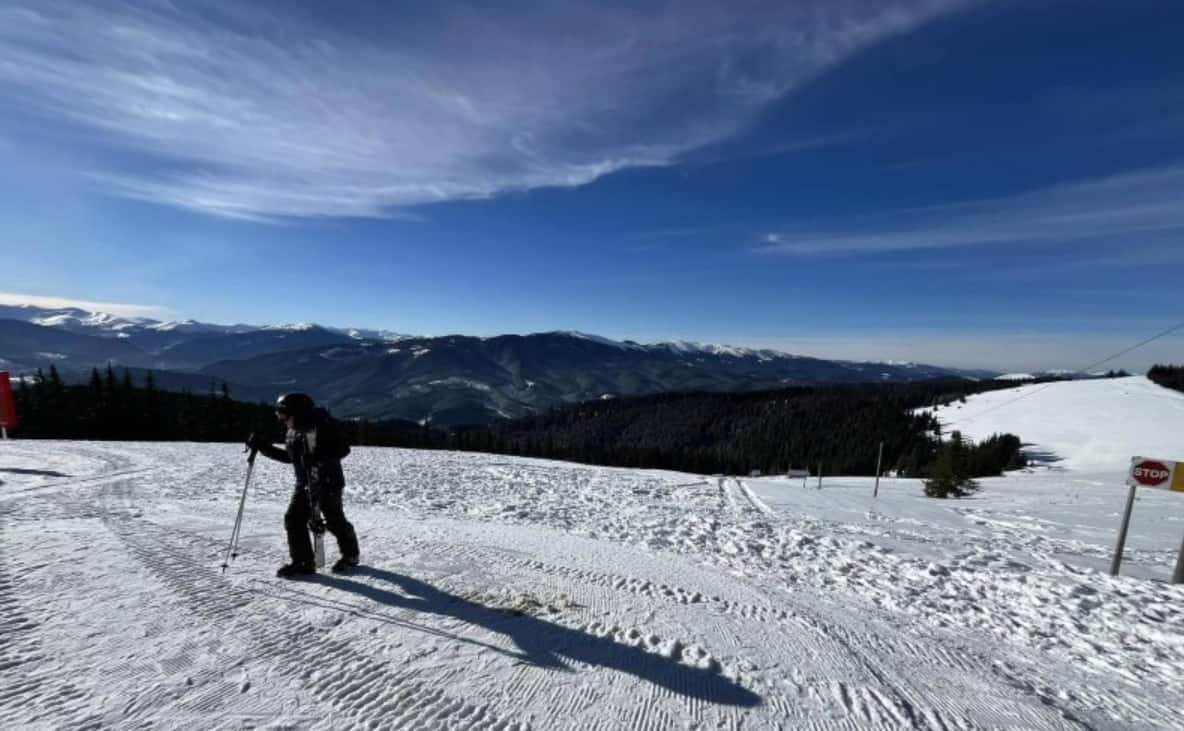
2, 305, 996, 424
0, 304, 262, 357
198, 332, 994, 425
6, 305, 161, 340
327, 326, 416, 342
0, 318, 153, 368
0, 305, 414, 351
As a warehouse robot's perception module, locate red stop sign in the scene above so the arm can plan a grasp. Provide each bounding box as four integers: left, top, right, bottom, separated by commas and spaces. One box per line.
1132, 460, 1171, 487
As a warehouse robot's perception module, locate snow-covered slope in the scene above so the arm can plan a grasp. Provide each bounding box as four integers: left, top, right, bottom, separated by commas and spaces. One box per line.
927, 375, 1184, 470
2, 434, 1182, 728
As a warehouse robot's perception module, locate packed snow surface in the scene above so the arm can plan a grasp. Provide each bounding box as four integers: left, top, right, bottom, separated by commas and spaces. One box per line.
3, 380, 1183, 728
928, 376, 1184, 471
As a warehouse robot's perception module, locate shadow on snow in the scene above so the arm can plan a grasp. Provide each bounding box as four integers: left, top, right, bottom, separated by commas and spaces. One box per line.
306, 566, 762, 708
0, 468, 71, 477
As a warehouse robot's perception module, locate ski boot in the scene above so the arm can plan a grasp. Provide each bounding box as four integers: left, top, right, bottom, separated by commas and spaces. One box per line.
276, 561, 316, 579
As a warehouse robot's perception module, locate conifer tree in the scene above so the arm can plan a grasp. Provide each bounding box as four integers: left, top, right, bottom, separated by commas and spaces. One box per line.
144, 370, 161, 439
15, 374, 32, 426
219, 381, 234, 437
104, 363, 118, 397
924, 430, 979, 498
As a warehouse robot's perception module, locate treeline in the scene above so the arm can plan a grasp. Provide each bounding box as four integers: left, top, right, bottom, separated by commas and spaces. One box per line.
445, 379, 1027, 478
10, 366, 1026, 480
9, 365, 443, 447
1148, 364, 1184, 393
10, 365, 276, 442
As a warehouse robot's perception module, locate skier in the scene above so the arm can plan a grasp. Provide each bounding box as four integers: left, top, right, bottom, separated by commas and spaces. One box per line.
248, 392, 360, 577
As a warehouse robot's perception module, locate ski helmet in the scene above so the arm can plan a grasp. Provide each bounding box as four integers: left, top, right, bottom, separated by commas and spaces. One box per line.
275, 392, 314, 417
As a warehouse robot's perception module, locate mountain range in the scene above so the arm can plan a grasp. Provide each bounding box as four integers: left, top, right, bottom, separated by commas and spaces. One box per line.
0, 304, 995, 425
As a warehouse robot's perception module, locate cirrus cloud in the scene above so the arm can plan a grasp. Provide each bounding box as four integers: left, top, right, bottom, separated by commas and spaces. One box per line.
0, 291, 171, 319
754, 165, 1184, 255
0, 0, 971, 220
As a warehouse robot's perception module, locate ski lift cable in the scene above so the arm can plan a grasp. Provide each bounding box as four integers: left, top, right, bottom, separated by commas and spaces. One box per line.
953, 318, 1184, 426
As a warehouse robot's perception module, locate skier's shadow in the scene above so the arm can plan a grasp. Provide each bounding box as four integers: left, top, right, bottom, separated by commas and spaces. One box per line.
321, 566, 761, 708
0, 468, 70, 477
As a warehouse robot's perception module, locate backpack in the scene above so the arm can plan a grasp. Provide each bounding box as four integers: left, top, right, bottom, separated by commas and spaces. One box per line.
308, 407, 351, 461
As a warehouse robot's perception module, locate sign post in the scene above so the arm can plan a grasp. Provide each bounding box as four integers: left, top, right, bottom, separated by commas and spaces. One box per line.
1110, 483, 1138, 576
1174, 534, 1184, 585
1113, 456, 1184, 582
873, 441, 884, 498
0, 371, 17, 439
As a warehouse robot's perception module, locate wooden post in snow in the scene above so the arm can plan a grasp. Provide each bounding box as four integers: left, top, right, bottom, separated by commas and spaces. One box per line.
873, 441, 884, 497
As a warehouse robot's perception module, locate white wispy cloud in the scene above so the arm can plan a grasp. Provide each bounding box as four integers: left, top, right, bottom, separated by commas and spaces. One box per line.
0, 291, 171, 319
755, 165, 1184, 255
0, 0, 970, 219
707, 329, 1184, 372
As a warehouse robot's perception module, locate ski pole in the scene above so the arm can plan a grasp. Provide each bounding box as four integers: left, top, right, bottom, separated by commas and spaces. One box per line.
222, 446, 258, 572
230, 446, 259, 558
225, 446, 257, 569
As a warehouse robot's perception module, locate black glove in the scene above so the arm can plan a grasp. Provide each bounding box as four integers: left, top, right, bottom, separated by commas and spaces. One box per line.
246, 432, 267, 451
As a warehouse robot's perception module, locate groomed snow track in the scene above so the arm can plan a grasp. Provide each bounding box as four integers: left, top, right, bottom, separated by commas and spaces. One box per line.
1, 440, 1179, 728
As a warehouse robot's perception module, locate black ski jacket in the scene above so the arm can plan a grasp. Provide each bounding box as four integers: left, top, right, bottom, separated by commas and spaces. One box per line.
256, 407, 351, 498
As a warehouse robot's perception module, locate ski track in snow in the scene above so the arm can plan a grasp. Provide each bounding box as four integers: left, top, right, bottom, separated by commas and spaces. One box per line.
1, 439, 1182, 729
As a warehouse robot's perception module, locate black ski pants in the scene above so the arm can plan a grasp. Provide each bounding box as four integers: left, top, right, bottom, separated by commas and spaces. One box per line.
284, 486, 359, 564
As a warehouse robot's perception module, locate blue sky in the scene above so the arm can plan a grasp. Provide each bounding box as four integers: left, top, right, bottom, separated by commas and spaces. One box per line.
2, 0, 1183, 371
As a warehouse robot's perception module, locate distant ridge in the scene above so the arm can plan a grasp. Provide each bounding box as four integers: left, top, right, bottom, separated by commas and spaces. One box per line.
2, 304, 996, 424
